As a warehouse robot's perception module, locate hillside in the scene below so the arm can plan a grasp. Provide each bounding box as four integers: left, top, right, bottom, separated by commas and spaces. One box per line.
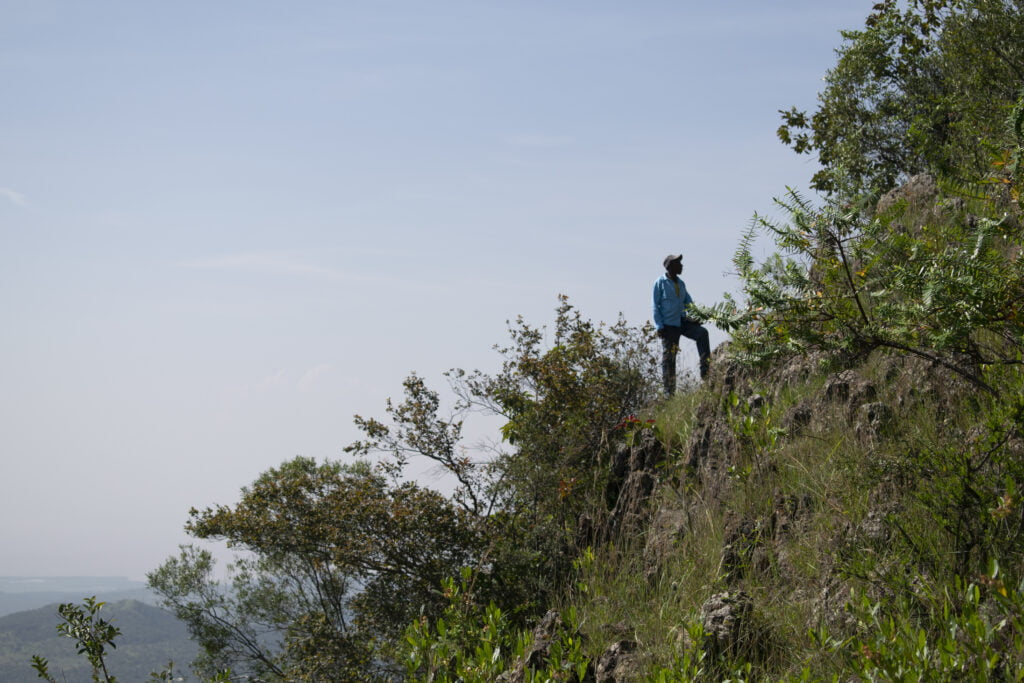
0, 599, 197, 683
550, 338, 1024, 678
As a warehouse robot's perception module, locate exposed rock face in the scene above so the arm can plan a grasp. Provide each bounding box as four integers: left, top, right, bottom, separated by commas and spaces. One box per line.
588, 338, 999, 676
781, 401, 813, 436
773, 493, 815, 539
685, 401, 737, 479
604, 430, 665, 541
721, 518, 768, 579
824, 369, 877, 410
607, 469, 657, 538
524, 610, 563, 671
876, 173, 946, 228
888, 353, 974, 417
772, 350, 830, 391
643, 508, 688, 581
497, 612, 647, 683
718, 491, 816, 583
856, 401, 894, 441
497, 610, 595, 683
700, 591, 755, 660
595, 640, 640, 682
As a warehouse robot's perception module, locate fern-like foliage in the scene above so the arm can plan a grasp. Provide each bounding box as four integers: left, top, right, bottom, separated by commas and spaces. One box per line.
700, 171, 1024, 395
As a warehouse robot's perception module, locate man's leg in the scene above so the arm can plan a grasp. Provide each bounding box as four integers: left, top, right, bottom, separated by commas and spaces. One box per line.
680, 320, 711, 380
660, 325, 682, 395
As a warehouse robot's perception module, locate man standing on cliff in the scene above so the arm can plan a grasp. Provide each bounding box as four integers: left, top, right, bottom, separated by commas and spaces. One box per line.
653, 254, 710, 394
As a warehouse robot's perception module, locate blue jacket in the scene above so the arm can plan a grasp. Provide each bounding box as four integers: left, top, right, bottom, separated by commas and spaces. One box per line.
653, 274, 693, 329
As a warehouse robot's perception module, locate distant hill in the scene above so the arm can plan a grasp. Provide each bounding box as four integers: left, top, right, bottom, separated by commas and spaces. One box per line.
0, 577, 160, 617
0, 599, 198, 683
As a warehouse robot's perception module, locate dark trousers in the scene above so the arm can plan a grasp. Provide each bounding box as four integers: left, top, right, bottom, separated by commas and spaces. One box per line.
661, 321, 710, 393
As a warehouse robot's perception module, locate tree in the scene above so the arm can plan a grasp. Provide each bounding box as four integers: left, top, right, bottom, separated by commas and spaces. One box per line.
150, 299, 659, 677
148, 458, 483, 680
701, 174, 1024, 397
715, 33, 1024, 391
778, 0, 1024, 197
348, 296, 661, 618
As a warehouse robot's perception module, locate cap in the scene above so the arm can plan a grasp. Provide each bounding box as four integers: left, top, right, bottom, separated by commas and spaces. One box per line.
663, 254, 682, 269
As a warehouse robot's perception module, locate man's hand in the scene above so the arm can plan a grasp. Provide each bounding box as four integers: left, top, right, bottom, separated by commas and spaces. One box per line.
656, 328, 665, 339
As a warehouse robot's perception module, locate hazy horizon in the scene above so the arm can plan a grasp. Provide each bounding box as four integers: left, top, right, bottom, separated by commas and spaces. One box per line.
0, 576, 145, 591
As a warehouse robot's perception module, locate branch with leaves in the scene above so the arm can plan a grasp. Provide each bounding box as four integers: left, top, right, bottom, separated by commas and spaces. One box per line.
699, 177, 1024, 396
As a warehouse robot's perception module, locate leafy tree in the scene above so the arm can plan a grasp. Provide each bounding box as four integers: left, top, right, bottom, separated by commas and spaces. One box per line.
778, 0, 1024, 197
348, 296, 661, 619
703, 107, 1024, 397
150, 299, 660, 677
148, 458, 483, 680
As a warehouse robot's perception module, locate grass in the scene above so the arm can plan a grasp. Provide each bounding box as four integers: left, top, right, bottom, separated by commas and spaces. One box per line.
548, 345, 1024, 680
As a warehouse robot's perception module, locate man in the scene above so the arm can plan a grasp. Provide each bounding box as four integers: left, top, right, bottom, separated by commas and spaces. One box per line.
653, 254, 710, 394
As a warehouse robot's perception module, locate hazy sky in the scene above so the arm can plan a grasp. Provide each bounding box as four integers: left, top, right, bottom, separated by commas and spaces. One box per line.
1, 1, 874, 580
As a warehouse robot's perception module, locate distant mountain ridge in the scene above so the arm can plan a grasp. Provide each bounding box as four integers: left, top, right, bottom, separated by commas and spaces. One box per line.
0, 598, 197, 683
0, 576, 159, 617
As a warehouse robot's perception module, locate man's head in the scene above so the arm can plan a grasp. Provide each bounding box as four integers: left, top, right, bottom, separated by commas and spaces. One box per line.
663, 254, 683, 276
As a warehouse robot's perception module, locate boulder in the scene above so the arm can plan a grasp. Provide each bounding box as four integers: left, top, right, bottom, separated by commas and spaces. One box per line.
700, 591, 755, 659
856, 401, 894, 441
498, 610, 595, 683
823, 369, 876, 414
595, 640, 640, 682
605, 431, 665, 541
642, 507, 689, 581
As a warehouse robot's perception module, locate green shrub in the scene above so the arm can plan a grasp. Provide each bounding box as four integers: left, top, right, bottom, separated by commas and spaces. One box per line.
825, 564, 1024, 681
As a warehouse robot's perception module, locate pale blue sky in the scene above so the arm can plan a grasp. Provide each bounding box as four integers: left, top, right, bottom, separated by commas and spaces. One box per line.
1, 1, 873, 579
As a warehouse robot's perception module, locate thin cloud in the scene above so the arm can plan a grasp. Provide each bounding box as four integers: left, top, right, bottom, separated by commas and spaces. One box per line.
298, 363, 334, 392
243, 369, 289, 396
0, 187, 28, 208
